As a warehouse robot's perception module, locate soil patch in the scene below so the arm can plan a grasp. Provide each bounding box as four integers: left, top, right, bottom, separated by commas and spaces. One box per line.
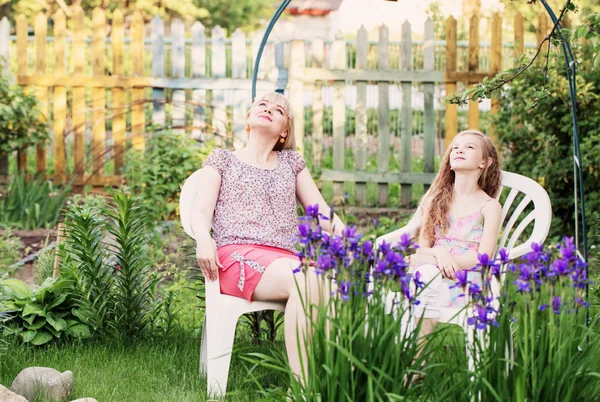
1, 228, 57, 287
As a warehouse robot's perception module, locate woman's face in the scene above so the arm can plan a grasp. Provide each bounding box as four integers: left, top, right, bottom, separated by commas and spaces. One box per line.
247, 99, 289, 139
449, 133, 487, 171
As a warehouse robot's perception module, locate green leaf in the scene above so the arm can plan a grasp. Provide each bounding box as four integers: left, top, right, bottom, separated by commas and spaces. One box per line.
30, 330, 54, 346
67, 324, 91, 339
24, 316, 46, 330
48, 293, 68, 309
46, 314, 68, 332
20, 330, 37, 343
0, 278, 33, 299
22, 303, 44, 317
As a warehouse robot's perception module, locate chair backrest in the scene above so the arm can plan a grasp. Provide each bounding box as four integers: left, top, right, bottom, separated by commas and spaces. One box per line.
387, 171, 552, 261
179, 169, 204, 241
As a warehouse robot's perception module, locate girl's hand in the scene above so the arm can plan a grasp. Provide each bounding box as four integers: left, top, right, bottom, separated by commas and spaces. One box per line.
195, 234, 223, 281
434, 248, 460, 280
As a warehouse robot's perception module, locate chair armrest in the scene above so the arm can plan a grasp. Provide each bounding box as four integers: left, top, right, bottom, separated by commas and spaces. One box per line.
374, 212, 422, 249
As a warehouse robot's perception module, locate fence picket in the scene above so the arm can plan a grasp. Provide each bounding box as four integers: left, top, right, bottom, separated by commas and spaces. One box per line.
400, 20, 413, 206
445, 17, 458, 148
231, 28, 247, 148
467, 14, 480, 130
16, 15, 28, 172
92, 8, 106, 177
378, 25, 390, 207
289, 40, 305, 155
112, 9, 125, 175
53, 10, 66, 183
191, 22, 206, 141
172, 19, 185, 134
489, 13, 502, 142
355, 26, 368, 206
131, 12, 145, 150
311, 37, 324, 170
151, 16, 165, 127
72, 6, 85, 181
212, 26, 227, 146
332, 31, 346, 203
423, 18, 435, 194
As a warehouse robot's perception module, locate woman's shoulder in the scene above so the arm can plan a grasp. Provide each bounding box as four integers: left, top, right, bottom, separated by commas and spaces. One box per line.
279, 149, 306, 175
203, 148, 232, 174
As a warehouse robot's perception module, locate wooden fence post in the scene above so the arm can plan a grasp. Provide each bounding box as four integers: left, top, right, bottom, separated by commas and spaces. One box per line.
0, 17, 10, 177
191, 22, 206, 141
311, 37, 324, 170
92, 8, 106, 176
489, 13, 502, 143
377, 25, 390, 207
53, 10, 66, 183
423, 18, 435, 194
35, 12, 48, 174
171, 19, 186, 134
72, 6, 85, 185
332, 30, 346, 204
400, 20, 413, 206
151, 16, 165, 128
112, 9, 125, 176
289, 40, 305, 154
445, 16, 458, 148
212, 26, 227, 146
231, 28, 247, 149
131, 11, 145, 151
355, 26, 368, 206
514, 13, 524, 58
16, 14, 28, 172
467, 14, 480, 130
537, 12, 549, 65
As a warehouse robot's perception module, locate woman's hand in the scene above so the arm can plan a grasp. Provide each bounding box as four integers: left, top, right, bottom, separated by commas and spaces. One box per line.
434, 248, 460, 280
195, 234, 223, 281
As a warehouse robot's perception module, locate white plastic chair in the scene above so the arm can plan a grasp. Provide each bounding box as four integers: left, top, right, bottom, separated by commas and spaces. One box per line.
375, 171, 552, 365
179, 169, 286, 398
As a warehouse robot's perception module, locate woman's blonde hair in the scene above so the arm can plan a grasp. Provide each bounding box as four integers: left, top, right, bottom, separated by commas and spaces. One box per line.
247, 91, 296, 151
420, 129, 502, 242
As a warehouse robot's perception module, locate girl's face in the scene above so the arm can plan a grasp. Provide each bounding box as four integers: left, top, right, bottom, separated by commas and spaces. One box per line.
449, 133, 488, 172
247, 99, 289, 139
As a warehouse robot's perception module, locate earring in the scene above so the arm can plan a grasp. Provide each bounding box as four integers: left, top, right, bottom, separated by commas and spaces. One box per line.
245, 125, 250, 132
279, 137, 285, 144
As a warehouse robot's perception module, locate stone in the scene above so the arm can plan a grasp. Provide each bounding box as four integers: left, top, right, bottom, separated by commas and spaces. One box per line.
70, 399, 98, 402
0, 384, 29, 402
10, 367, 73, 402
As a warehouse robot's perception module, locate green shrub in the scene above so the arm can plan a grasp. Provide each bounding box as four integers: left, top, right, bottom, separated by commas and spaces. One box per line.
0, 172, 71, 230
0, 228, 23, 275
124, 131, 214, 222
492, 39, 600, 241
0, 277, 91, 346
31, 236, 55, 284
0, 70, 49, 154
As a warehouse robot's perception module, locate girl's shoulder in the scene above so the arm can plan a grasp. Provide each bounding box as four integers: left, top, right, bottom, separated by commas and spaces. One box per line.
480, 197, 502, 217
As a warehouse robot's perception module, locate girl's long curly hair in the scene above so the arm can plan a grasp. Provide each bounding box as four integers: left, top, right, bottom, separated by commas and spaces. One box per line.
420, 130, 502, 242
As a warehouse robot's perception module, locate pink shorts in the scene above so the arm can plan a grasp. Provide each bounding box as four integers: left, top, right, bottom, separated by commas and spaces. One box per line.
217, 244, 300, 301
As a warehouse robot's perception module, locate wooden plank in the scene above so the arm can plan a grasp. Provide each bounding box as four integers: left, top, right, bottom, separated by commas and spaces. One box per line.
231, 28, 247, 149
423, 17, 435, 194
171, 19, 185, 134
131, 11, 145, 150
72, 6, 85, 180
17, 75, 276, 91
467, 14, 479, 130
445, 16, 458, 148
514, 13, 524, 58
321, 169, 435, 185
332, 31, 346, 203
191, 22, 206, 141
302, 68, 443, 83
16, 14, 28, 172
537, 12, 549, 64
489, 13, 502, 143
355, 26, 368, 206
112, 9, 125, 176
151, 16, 165, 127
53, 10, 66, 183
92, 7, 105, 176
311, 37, 324, 170
0, 17, 9, 175
0, 174, 122, 187
377, 24, 390, 206
400, 20, 413, 206
211, 26, 227, 146
35, 12, 48, 174
289, 40, 305, 154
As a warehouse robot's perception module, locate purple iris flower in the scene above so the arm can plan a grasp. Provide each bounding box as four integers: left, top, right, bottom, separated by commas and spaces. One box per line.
454, 270, 469, 289
413, 270, 425, 289
552, 296, 562, 315
337, 280, 351, 302
305, 203, 320, 218
478, 253, 491, 266
498, 248, 510, 264
467, 305, 499, 330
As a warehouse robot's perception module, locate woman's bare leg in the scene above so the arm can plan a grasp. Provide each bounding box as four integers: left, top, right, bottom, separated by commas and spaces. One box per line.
252, 258, 326, 382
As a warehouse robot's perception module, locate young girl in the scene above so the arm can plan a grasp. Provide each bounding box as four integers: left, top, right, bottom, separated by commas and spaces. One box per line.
190, 91, 344, 381
409, 129, 503, 337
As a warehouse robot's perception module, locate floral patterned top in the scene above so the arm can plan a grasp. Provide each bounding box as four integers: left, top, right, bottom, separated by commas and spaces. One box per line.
203, 148, 306, 253
433, 199, 492, 307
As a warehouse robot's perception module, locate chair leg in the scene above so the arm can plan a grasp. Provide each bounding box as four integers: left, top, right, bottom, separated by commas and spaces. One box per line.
200, 316, 208, 374
205, 313, 239, 398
